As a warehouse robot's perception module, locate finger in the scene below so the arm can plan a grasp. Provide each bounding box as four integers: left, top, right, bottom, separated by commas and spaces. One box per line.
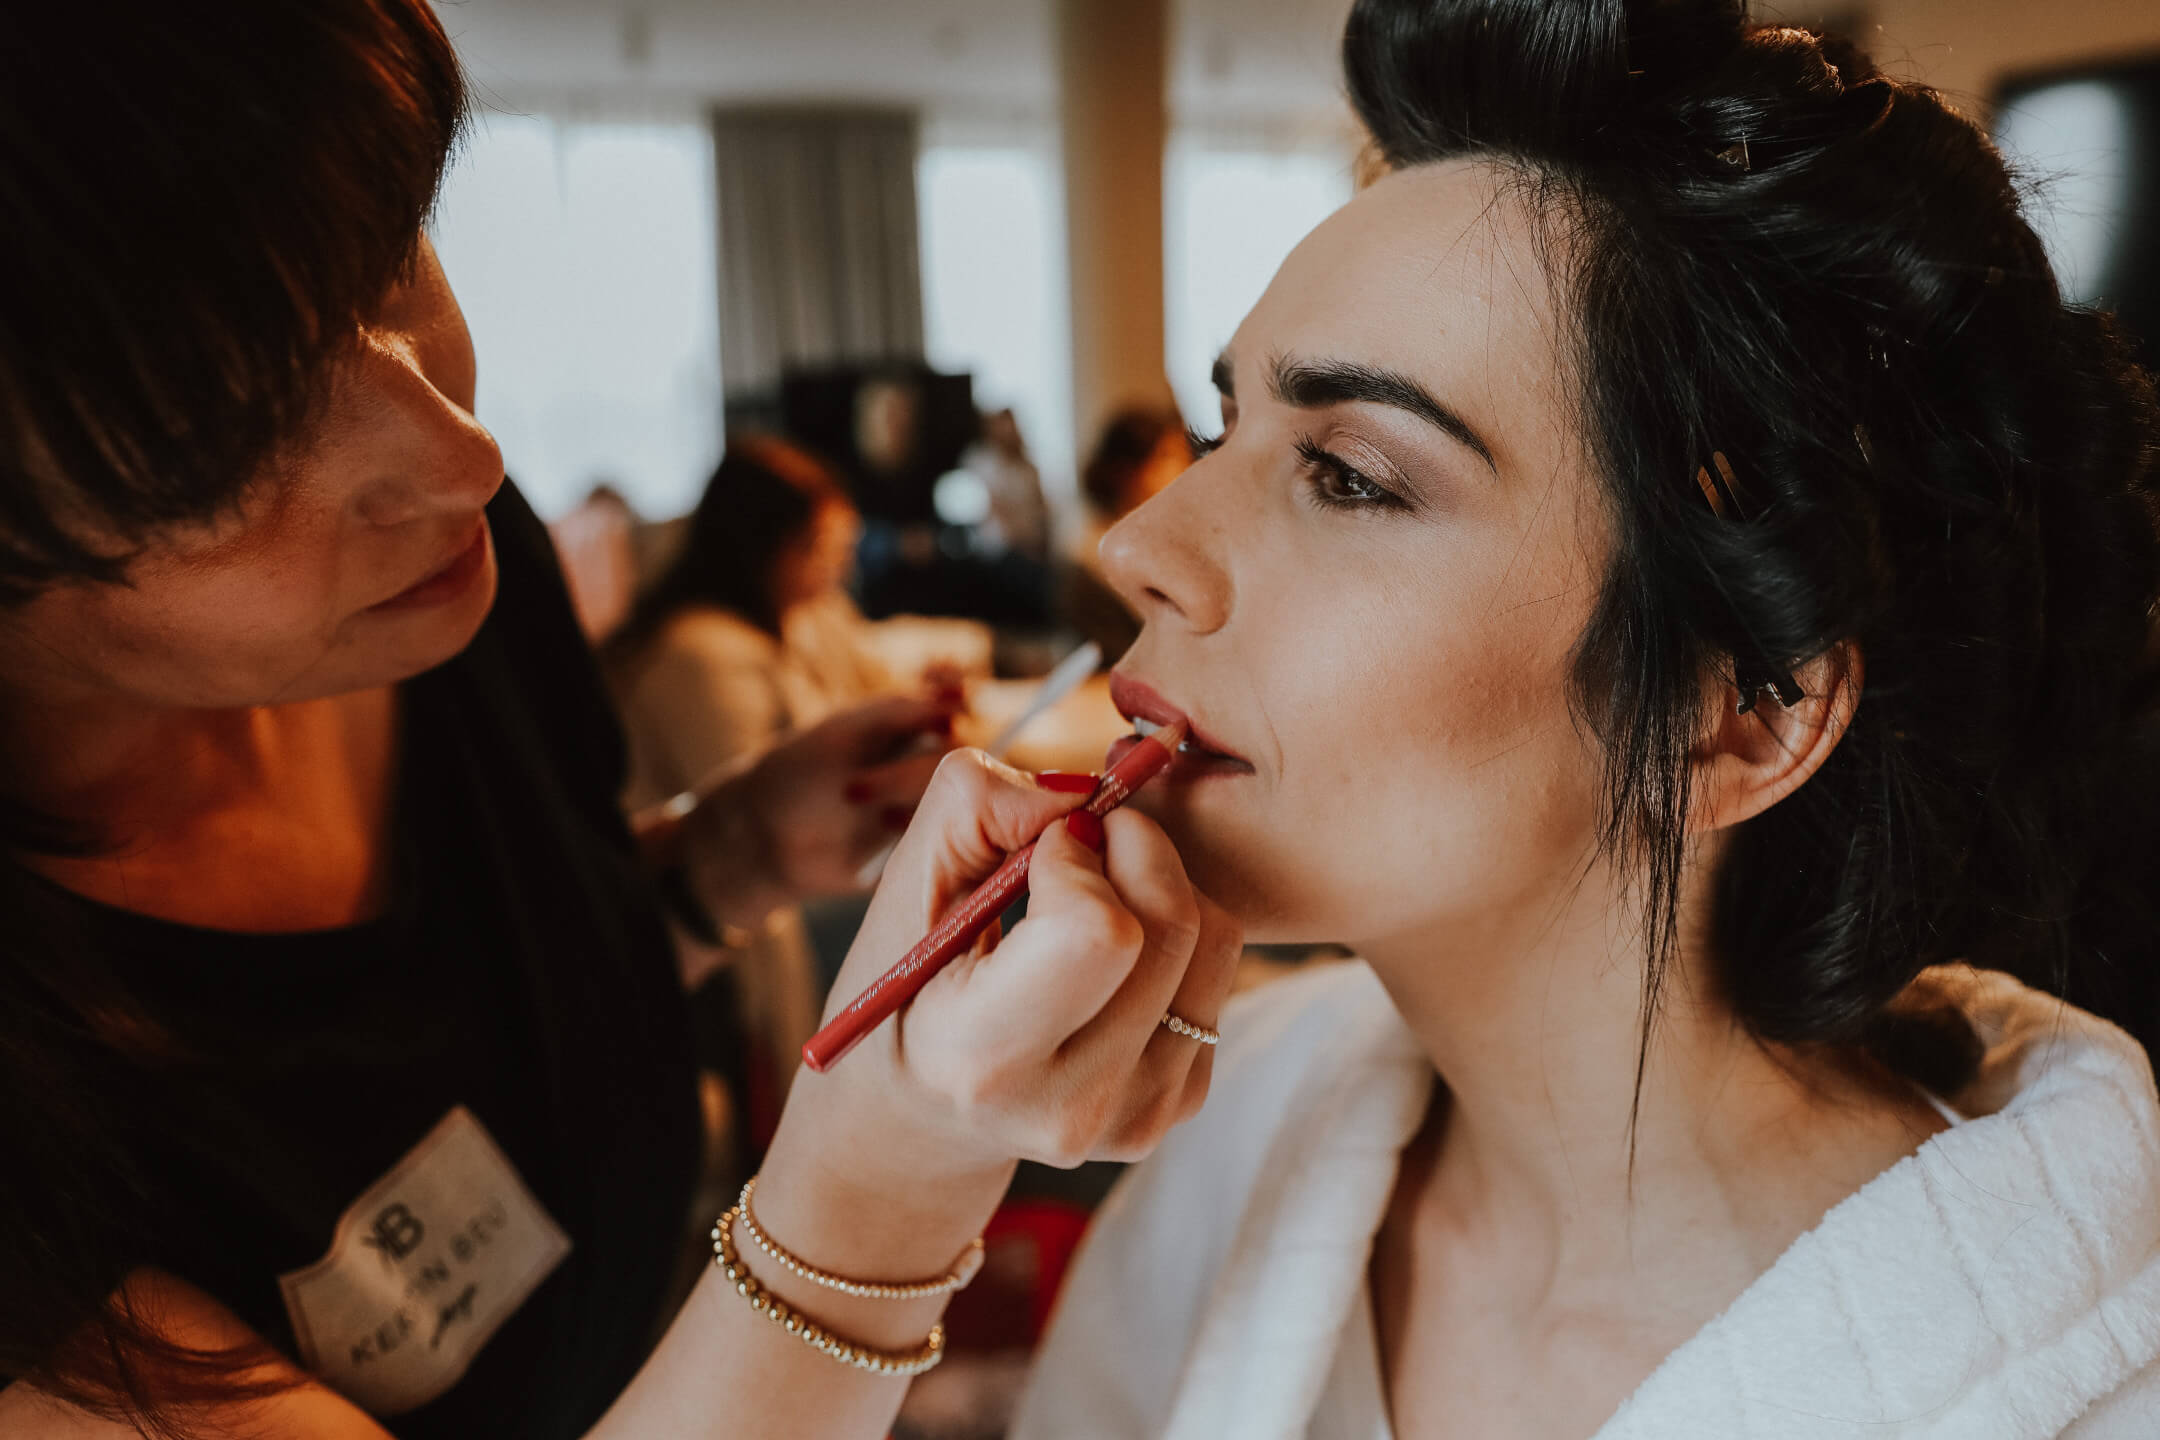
1054, 808, 1203, 1066
922, 663, 969, 710
1140, 887, 1240, 1128
1161, 887, 1240, 1042
922, 811, 1145, 1061
879, 749, 1092, 923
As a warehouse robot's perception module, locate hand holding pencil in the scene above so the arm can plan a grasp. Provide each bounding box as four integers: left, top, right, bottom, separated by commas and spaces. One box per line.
770, 741, 1241, 1192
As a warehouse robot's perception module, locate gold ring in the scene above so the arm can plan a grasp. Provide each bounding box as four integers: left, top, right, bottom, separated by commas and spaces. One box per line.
1160, 1011, 1220, 1046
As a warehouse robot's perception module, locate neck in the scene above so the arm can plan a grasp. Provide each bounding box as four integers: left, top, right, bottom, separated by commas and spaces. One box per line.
1357, 851, 1943, 1293
1, 673, 395, 861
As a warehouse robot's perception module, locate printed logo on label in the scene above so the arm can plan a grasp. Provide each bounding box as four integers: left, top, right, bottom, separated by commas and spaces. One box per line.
278, 1106, 571, 1416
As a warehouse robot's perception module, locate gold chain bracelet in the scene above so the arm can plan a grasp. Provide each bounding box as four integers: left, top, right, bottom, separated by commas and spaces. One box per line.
737, 1176, 985, 1300
712, 1204, 946, 1377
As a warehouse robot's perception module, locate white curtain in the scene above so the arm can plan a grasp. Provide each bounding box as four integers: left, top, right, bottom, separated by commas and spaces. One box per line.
711, 108, 926, 398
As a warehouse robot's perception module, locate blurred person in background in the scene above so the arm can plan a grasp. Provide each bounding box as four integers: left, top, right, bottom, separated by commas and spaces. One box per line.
548, 482, 641, 643
608, 435, 891, 809
966, 408, 1051, 563
605, 435, 909, 1139
1059, 407, 1192, 662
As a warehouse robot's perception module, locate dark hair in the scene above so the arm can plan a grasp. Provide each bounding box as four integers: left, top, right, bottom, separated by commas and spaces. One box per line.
1342, 0, 2160, 1098
1081, 406, 1190, 518
0, 1, 465, 1430
605, 433, 851, 667
0, 0, 463, 606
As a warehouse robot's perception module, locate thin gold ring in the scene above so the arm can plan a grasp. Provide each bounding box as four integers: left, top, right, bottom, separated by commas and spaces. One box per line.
1160, 1011, 1220, 1046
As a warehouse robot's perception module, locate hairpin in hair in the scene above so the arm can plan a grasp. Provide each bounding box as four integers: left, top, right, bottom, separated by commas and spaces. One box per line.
1693, 450, 1805, 714
1713, 139, 1752, 173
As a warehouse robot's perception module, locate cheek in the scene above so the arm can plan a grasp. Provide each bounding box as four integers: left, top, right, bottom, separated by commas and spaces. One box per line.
1162, 518, 1607, 944
1284, 600, 1597, 936
85, 531, 360, 704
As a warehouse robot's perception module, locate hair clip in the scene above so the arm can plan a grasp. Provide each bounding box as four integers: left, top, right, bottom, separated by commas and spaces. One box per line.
1693, 450, 1805, 713
1713, 139, 1752, 173
1694, 450, 1751, 520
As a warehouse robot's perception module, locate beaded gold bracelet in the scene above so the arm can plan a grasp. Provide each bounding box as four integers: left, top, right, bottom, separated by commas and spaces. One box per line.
736, 1176, 985, 1300
712, 1204, 946, 1377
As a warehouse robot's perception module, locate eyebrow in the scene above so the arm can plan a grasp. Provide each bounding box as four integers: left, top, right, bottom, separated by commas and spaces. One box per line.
1212, 350, 1497, 472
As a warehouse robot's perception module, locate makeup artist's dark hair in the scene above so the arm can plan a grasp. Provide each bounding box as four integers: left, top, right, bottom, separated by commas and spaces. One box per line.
0, 0, 464, 1431
1343, 0, 2160, 1099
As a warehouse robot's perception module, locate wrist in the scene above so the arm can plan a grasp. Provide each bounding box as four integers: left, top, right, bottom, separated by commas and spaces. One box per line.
755, 1090, 1016, 1283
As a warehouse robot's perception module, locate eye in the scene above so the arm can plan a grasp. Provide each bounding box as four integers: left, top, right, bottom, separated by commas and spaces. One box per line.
1294, 436, 1408, 512
1185, 424, 1224, 458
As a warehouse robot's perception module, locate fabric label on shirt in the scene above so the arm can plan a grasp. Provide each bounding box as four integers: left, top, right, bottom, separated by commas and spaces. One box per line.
278, 1105, 571, 1416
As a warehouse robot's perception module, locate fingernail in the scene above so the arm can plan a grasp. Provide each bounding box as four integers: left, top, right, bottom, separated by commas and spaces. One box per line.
844, 780, 873, 804
1064, 810, 1105, 852
1034, 771, 1098, 795
882, 805, 914, 832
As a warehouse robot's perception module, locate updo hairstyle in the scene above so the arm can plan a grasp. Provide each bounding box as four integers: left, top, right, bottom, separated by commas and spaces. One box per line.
1343, 0, 2160, 1091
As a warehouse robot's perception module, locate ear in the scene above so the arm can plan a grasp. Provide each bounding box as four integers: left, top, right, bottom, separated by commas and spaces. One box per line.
1689, 641, 1863, 834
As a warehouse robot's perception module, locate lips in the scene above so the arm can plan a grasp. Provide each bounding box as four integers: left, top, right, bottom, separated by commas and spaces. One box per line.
1107, 672, 1253, 778
373, 520, 490, 611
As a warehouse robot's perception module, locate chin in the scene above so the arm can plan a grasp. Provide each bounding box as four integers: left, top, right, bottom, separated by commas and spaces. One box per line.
326, 556, 499, 698
1135, 789, 1320, 942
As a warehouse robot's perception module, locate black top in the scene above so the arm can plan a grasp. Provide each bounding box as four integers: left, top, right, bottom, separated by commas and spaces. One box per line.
20, 485, 699, 1436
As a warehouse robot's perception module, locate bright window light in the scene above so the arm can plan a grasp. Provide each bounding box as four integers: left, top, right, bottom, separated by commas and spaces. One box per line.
1165, 142, 1353, 430
919, 145, 1074, 489
430, 114, 723, 519
1995, 81, 2137, 306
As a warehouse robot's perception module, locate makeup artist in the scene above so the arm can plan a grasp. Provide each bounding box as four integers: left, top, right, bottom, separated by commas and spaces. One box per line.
0, 5, 1239, 1439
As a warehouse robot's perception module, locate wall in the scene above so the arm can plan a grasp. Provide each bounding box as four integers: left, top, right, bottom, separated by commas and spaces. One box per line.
1830, 0, 2160, 111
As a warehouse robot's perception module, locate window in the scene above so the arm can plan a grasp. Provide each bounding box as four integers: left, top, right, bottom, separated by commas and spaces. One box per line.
1994, 80, 2138, 306
1165, 141, 1354, 430
918, 141, 1074, 487
430, 114, 722, 518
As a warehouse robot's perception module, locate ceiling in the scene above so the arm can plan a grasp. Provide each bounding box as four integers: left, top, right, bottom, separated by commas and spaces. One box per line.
433, 0, 1357, 134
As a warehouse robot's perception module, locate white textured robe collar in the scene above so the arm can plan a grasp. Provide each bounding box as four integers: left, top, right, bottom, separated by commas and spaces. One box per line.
1018, 963, 2160, 1439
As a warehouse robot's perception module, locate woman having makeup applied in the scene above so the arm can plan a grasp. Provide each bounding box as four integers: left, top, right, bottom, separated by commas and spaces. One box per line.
1011, 1, 2160, 1435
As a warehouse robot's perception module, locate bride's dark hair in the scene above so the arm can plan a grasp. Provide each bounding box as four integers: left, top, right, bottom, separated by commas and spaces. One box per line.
1343, 0, 2160, 1093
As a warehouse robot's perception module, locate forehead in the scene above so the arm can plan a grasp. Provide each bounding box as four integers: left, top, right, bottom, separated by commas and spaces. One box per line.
1231, 160, 1572, 458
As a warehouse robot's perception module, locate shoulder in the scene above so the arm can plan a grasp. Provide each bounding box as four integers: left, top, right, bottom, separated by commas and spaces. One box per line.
616, 608, 786, 722
651, 607, 783, 668
1607, 967, 2160, 1437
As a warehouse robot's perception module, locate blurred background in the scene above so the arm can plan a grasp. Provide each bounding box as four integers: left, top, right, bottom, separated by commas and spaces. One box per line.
423, 1, 2160, 1433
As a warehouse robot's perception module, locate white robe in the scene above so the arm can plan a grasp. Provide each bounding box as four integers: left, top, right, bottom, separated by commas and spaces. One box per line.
1011, 962, 2160, 1439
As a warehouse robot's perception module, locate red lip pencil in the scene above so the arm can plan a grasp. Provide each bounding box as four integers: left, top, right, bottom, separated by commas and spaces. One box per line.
801, 717, 1190, 1074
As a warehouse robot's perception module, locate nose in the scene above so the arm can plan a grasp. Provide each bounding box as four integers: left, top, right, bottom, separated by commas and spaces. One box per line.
1096, 463, 1232, 636
349, 328, 504, 530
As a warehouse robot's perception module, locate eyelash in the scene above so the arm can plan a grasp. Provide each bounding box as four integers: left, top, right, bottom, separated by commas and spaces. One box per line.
1186, 425, 1408, 513
1293, 436, 1407, 512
